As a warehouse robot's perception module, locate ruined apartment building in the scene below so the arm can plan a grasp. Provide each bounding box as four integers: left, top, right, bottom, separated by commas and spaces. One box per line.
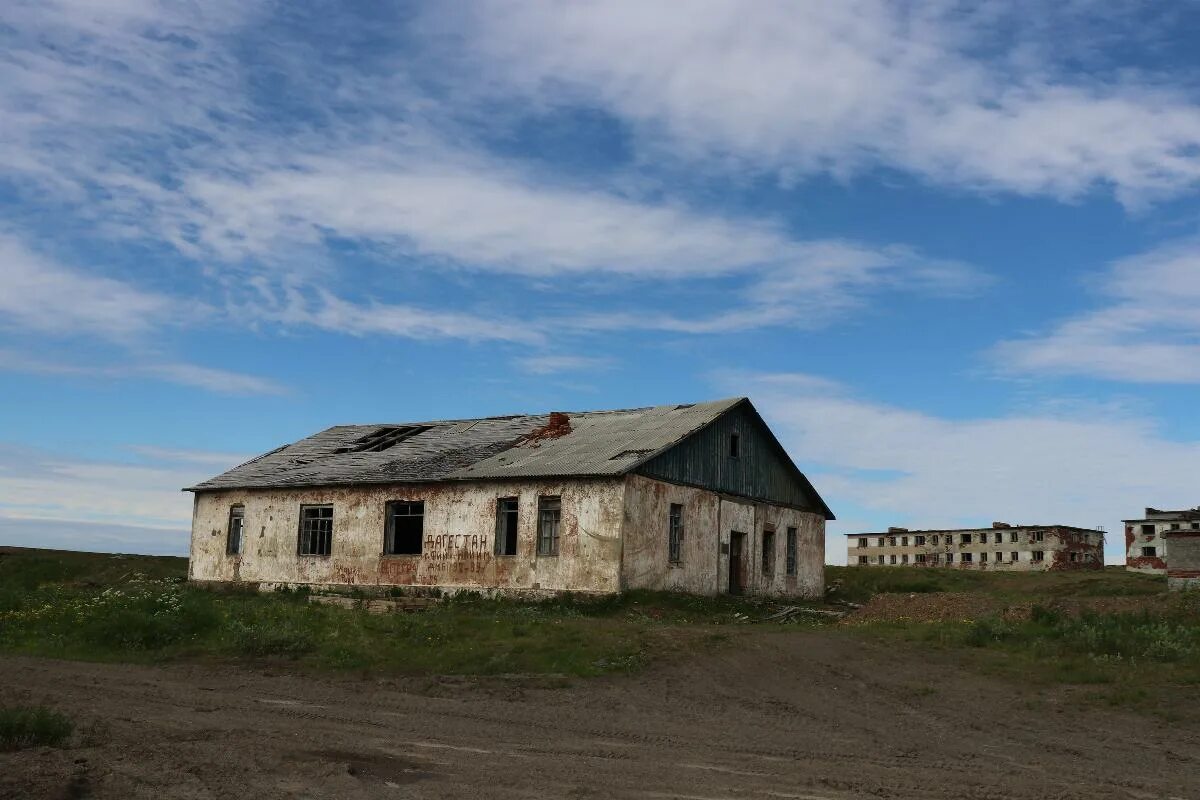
186, 397, 833, 598
1123, 507, 1200, 574
846, 523, 1104, 570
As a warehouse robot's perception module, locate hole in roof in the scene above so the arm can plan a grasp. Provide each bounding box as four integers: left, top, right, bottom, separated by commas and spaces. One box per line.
675, 403, 695, 409
335, 425, 432, 454
610, 448, 654, 460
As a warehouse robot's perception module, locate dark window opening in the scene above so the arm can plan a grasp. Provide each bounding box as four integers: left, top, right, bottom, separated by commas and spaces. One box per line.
537, 496, 561, 556
335, 425, 432, 453
980, 552, 988, 562
786, 527, 797, 575
227, 505, 244, 555
298, 505, 333, 556
858, 555, 868, 565
729, 433, 740, 458
385, 501, 424, 555
857, 537, 868, 548
495, 498, 519, 556
762, 530, 775, 575
1032, 550, 1045, 562
1011, 551, 1019, 562
915, 553, 926, 563
1141, 524, 1155, 535
668, 503, 684, 564
1142, 546, 1157, 558
915, 535, 926, 545
960, 533, 971, 544
961, 552, 973, 563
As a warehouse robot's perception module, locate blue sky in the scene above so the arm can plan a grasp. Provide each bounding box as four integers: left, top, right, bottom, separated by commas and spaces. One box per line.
2, 1, 1199, 562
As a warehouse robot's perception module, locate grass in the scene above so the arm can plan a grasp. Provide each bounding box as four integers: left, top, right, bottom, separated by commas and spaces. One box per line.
0, 547, 828, 678
0, 706, 73, 751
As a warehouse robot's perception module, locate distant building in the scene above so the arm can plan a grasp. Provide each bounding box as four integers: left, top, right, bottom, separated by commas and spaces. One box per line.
1163, 528, 1200, 590
185, 398, 833, 598
845, 522, 1103, 570
1124, 507, 1200, 574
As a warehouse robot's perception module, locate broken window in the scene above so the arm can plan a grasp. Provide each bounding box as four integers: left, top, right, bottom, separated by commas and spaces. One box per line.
495, 498, 519, 556
298, 505, 333, 556
877, 537, 885, 547
858, 537, 868, 548
915, 553, 926, 564
1142, 524, 1155, 536
1011, 551, 1019, 561
889, 554, 897, 564
226, 505, 244, 555
668, 503, 684, 564
960, 533, 971, 544
901, 554, 909, 564
729, 433, 740, 458
1069, 552, 1078, 562
1142, 546, 1156, 558
901, 536, 909, 546
945, 553, 953, 564
1171, 523, 1181, 531
762, 530, 775, 574
1034, 531, 1045, 542
931, 535, 939, 546
980, 552, 988, 563
858, 555, 868, 565
995, 551, 1003, 562
877, 555, 885, 564
1192, 522, 1200, 530
915, 535, 926, 545
994, 532, 1002, 544
537, 496, 561, 556
786, 527, 797, 576
1032, 550, 1045, 562
384, 501, 424, 555
928, 553, 939, 564
1009, 532, 1018, 543
961, 552, 973, 563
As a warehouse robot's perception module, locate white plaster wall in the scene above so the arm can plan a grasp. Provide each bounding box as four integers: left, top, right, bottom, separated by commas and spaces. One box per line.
189, 478, 625, 593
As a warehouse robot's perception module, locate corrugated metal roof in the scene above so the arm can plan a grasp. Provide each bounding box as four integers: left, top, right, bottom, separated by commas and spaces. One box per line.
185, 398, 743, 491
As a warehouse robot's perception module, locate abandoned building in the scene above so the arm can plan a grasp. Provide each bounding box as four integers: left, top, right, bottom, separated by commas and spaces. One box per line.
845, 522, 1104, 570
185, 397, 833, 598
1123, 507, 1200, 574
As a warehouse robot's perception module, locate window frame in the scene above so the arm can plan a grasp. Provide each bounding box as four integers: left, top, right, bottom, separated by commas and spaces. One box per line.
785, 527, 798, 576
537, 496, 562, 557
298, 504, 334, 557
226, 504, 245, 556
729, 432, 740, 458
668, 503, 684, 564
383, 500, 425, 556
761, 529, 775, 575
494, 497, 519, 556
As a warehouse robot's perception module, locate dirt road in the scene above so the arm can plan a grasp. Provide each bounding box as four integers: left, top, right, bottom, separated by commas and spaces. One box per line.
2, 632, 1197, 799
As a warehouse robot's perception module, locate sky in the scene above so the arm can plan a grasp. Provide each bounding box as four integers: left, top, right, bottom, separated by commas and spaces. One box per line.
1, 1, 1199, 563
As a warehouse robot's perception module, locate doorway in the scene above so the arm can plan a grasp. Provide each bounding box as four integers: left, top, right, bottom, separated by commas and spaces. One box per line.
728, 531, 746, 595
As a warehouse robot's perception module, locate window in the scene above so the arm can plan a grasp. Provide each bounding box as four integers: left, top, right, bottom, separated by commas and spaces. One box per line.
877, 537, 885, 547
1033, 531, 1045, 542
729, 433, 740, 458
890, 554, 897, 564
537, 497, 561, 556
762, 530, 775, 574
889, 536, 897, 546
995, 551, 1002, 563
383, 501, 424, 555
979, 533, 989, 544
901, 536, 909, 546
226, 505, 245, 555
931, 535, 939, 546
929, 553, 939, 564
495, 498, 519, 556
1069, 552, 1078, 562
1032, 550, 1044, 562
858, 537, 868, 548
858, 555, 868, 565
1142, 546, 1157, 558
1192, 522, 1200, 530
668, 503, 684, 564
1011, 551, 1019, 562
960, 533, 971, 544
1171, 523, 1181, 531
961, 552, 973, 563
901, 554, 909, 564
915, 553, 926, 564
877, 555, 885, 564
1141, 524, 1155, 535
298, 505, 333, 556
994, 532, 1002, 544
915, 535, 926, 546
786, 527, 797, 576
946, 553, 953, 564
1009, 532, 1018, 543
980, 552, 988, 563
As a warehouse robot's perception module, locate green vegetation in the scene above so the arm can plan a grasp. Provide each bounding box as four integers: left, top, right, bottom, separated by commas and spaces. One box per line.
0, 706, 74, 751
0, 547, 825, 678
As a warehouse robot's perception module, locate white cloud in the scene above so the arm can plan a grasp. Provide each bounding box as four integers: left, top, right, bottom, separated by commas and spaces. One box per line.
0, 234, 176, 340
516, 354, 614, 375
0, 349, 289, 396
440, 1, 1200, 204
995, 240, 1200, 383
727, 372, 1200, 564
